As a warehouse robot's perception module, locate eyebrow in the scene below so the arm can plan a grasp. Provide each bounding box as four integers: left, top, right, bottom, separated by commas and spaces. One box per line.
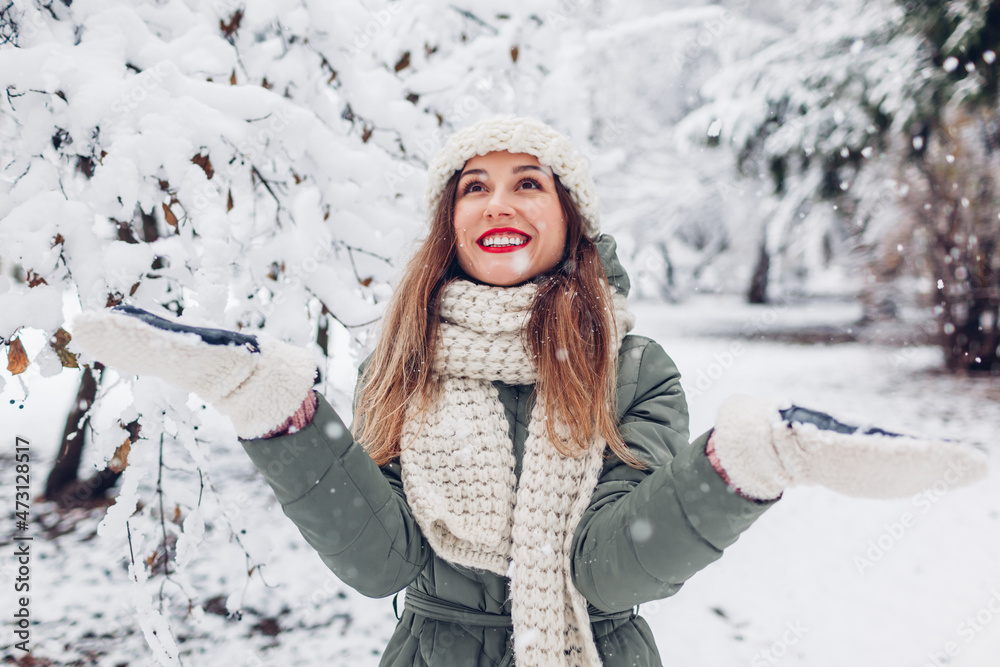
458, 165, 552, 178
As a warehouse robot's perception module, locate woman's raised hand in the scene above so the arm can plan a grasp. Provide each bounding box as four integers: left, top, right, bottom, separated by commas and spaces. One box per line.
71, 306, 317, 439
709, 395, 989, 500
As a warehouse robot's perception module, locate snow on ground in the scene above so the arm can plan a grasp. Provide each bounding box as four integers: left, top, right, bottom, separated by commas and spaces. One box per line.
629, 298, 1000, 667
1, 295, 997, 666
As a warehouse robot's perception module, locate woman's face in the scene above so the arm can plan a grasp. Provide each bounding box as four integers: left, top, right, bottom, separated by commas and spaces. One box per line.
453, 151, 567, 286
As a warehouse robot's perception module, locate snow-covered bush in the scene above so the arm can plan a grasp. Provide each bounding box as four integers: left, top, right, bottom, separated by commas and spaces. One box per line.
679, 0, 999, 371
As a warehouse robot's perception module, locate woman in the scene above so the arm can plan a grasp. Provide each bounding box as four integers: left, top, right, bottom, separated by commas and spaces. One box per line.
73, 116, 987, 666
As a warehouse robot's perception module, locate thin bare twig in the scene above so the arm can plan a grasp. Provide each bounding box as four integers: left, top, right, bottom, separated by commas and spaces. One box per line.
304, 287, 381, 330
449, 6, 499, 34
344, 243, 393, 264
251, 164, 285, 228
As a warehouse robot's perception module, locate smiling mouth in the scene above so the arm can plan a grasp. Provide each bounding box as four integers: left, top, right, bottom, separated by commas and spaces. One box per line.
477, 228, 531, 253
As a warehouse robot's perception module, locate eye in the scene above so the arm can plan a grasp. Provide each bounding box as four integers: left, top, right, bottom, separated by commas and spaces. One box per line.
518, 177, 543, 190
461, 179, 486, 194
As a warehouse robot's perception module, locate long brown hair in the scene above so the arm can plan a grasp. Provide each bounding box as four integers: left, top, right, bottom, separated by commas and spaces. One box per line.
354, 170, 643, 469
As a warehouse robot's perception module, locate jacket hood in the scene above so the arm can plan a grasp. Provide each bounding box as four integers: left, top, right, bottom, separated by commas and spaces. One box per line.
594, 233, 630, 297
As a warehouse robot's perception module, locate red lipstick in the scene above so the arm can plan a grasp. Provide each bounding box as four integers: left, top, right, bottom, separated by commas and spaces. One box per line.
476, 227, 531, 253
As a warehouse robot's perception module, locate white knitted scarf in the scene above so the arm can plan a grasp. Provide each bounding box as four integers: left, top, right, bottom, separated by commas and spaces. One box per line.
400, 279, 634, 667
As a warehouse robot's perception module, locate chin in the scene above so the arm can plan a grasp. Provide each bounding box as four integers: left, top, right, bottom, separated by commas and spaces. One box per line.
464, 269, 534, 287
480, 275, 528, 287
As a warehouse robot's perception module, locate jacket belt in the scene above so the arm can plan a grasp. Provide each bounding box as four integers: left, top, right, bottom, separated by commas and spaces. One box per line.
402, 587, 635, 628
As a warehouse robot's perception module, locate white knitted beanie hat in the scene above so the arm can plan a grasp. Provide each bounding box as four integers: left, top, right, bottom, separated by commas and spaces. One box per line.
424, 115, 600, 237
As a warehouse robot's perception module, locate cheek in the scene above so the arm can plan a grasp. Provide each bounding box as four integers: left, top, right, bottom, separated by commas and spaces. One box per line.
548, 220, 568, 257
454, 200, 479, 226
454, 208, 479, 238
452, 222, 476, 269
548, 236, 567, 264
453, 217, 471, 243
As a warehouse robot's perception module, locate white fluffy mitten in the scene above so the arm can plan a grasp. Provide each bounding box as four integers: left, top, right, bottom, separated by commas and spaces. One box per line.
71, 305, 317, 439
711, 395, 989, 500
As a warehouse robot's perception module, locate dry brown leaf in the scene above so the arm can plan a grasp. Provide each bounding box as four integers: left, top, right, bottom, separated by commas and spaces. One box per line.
26, 270, 48, 287
267, 261, 283, 280
221, 10, 243, 38
510, 45, 519, 63
109, 438, 131, 473
227, 189, 234, 211
50, 328, 79, 369
192, 153, 214, 179
229, 69, 237, 85
172, 504, 183, 524
7, 337, 28, 375
77, 155, 95, 178
162, 203, 178, 227
394, 51, 411, 72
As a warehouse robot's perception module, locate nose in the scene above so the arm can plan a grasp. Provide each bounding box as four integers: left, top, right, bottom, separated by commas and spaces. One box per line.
484, 189, 515, 219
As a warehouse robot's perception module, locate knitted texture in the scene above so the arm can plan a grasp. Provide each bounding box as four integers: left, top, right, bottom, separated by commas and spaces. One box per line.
262, 390, 318, 439
400, 279, 633, 667
424, 115, 601, 237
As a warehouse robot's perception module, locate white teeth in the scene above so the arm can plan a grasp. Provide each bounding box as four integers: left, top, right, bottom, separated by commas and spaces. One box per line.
482, 235, 526, 247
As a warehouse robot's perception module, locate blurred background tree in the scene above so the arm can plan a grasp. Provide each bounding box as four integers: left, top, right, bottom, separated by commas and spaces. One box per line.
896, 0, 999, 372
689, 0, 999, 372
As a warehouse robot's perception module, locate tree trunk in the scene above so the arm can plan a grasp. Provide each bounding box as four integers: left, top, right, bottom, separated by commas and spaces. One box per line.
747, 241, 770, 304
906, 109, 1000, 374
45, 365, 100, 499
44, 365, 127, 509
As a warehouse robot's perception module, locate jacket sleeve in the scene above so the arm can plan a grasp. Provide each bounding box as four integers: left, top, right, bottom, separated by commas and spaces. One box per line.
238, 386, 431, 598
571, 337, 777, 613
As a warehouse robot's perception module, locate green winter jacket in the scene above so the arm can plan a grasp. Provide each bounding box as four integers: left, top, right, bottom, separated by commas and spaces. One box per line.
239, 236, 776, 666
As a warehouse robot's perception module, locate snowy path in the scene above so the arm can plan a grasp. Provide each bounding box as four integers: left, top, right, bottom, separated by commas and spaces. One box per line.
2, 296, 997, 666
